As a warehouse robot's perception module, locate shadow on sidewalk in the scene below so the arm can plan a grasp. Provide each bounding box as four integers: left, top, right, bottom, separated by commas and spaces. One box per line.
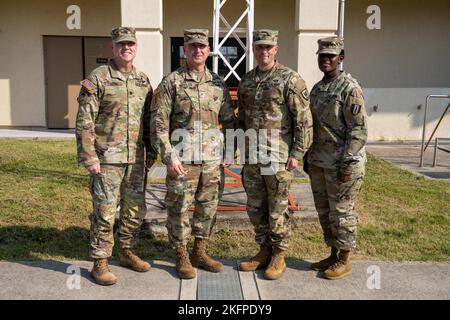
253, 258, 315, 280
18, 260, 96, 284
149, 260, 179, 279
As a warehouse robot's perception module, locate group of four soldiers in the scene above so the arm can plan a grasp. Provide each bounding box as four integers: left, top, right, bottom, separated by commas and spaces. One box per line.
76, 26, 367, 286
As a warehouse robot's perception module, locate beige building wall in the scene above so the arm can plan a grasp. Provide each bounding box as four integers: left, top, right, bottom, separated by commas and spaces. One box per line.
295, 0, 339, 90
345, 0, 450, 140
0, 0, 120, 127
121, 0, 163, 86
162, 0, 297, 80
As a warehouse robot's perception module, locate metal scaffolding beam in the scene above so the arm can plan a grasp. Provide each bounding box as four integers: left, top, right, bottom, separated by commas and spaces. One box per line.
212, 0, 254, 81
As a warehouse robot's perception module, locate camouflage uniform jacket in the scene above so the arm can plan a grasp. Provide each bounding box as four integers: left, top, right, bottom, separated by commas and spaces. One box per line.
307, 71, 367, 173
150, 66, 235, 164
237, 62, 313, 163
76, 61, 153, 167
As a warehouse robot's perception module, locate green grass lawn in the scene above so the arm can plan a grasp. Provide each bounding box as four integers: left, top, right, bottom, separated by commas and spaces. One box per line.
0, 139, 449, 262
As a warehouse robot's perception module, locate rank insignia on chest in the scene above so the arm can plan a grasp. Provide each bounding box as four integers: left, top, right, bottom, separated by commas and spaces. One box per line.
351, 104, 361, 115
80, 79, 97, 94
136, 79, 147, 87
272, 78, 281, 86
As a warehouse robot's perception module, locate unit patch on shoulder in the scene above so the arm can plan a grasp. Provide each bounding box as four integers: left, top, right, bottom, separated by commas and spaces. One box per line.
80, 79, 97, 94
351, 104, 361, 115
301, 88, 309, 100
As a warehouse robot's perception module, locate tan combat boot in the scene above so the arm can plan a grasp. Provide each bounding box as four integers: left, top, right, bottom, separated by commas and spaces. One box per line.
190, 238, 224, 273
119, 249, 151, 272
324, 249, 352, 280
239, 245, 272, 271
264, 247, 287, 280
310, 247, 339, 271
176, 245, 197, 279
91, 258, 117, 286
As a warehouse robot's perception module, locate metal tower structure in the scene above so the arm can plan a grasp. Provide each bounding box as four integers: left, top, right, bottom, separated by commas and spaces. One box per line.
338, 0, 345, 71
211, 0, 300, 212
212, 0, 254, 82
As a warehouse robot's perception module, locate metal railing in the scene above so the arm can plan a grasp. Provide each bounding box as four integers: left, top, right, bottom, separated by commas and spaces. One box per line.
433, 137, 450, 167
420, 95, 450, 167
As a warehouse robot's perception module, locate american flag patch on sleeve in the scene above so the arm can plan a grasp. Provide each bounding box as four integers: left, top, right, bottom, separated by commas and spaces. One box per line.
80, 79, 97, 94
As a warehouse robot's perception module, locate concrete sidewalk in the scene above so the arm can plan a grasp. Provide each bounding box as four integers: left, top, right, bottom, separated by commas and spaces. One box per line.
0, 129, 75, 139
144, 183, 318, 232
144, 164, 317, 234
367, 142, 450, 179
0, 259, 448, 300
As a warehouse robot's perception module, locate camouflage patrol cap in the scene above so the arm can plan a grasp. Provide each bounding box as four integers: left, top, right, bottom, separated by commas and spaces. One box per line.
253, 29, 278, 46
111, 27, 137, 43
316, 36, 344, 55
184, 29, 209, 46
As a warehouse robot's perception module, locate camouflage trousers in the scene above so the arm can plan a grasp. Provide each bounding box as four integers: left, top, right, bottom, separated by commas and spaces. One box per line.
89, 163, 146, 259
242, 164, 294, 250
165, 161, 224, 248
309, 162, 365, 251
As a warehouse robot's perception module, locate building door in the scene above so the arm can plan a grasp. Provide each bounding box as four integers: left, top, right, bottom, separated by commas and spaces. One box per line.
44, 36, 83, 129
44, 36, 112, 129
84, 37, 114, 76
171, 37, 246, 88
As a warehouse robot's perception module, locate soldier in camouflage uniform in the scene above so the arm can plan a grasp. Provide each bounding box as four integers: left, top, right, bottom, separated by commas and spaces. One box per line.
237, 30, 313, 280
150, 29, 235, 279
306, 36, 367, 280
76, 27, 154, 286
